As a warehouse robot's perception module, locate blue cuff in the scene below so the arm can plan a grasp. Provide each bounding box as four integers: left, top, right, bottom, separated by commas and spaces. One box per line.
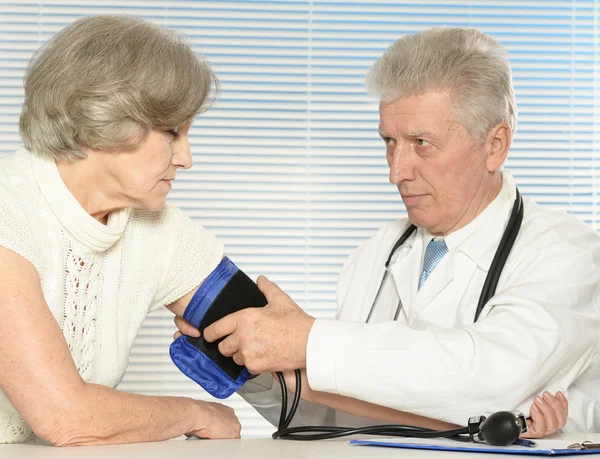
170, 336, 251, 399
183, 257, 238, 328
170, 256, 251, 399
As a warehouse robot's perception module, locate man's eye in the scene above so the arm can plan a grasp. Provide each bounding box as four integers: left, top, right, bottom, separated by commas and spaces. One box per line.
382, 136, 393, 145
416, 138, 430, 147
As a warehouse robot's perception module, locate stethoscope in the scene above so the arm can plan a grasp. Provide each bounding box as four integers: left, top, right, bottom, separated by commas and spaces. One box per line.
274, 188, 529, 444
365, 188, 524, 324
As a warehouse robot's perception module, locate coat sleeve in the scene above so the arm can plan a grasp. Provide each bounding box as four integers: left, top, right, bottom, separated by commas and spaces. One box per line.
306, 218, 600, 426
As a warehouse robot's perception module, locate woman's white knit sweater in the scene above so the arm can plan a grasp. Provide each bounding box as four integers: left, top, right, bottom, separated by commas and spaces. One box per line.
0, 147, 224, 443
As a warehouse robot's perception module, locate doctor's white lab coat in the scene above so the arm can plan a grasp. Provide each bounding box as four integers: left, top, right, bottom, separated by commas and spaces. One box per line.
238, 175, 600, 432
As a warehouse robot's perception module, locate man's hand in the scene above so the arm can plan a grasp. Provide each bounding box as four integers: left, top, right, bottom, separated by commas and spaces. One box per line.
202, 276, 315, 374
521, 391, 568, 438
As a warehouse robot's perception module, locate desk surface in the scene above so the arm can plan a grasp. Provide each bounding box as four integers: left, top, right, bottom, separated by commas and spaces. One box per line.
2, 434, 600, 458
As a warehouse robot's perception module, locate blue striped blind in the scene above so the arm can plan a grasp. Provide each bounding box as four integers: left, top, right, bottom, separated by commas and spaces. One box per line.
0, 0, 598, 437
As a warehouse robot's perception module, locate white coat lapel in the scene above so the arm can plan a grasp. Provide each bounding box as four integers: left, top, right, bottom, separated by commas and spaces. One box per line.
389, 233, 422, 322
411, 201, 512, 324
405, 176, 517, 325
411, 251, 456, 320
412, 252, 480, 326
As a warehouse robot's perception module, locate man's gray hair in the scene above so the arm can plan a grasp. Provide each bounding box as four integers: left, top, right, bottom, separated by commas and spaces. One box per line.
20, 14, 217, 161
366, 27, 517, 142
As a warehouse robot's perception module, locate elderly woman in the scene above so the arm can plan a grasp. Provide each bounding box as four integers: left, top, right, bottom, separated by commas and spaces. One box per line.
0, 15, 569, 447
0, 15, 239, 445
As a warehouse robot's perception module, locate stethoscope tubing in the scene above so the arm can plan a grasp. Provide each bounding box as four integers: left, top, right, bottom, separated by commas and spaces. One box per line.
366, 188, 523, 324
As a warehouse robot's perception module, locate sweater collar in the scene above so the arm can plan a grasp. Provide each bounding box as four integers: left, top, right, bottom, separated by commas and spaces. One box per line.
27, 147, 130, 252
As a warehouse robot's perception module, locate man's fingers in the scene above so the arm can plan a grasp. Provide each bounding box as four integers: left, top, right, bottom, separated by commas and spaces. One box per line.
544, 391, 567, 429
556, 391, 569, 416
523, 391, 569, 438
522, 419, 534, 438
522, 404, 545, 438
535, 394, 558, 434
174, 315, 200, 338
218, 335, 240, 357
204, 315, 238, 343
173, 331, 182, 340
257, 275, 285, 303
232, 352, 245, 367
521, 417, 537, 438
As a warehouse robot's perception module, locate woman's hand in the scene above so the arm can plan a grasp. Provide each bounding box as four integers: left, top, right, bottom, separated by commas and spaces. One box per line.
173, 314, 200, 340
171, 314, 241, 439
188, 401, 241, 439
167, 288, 200, 340
521, 391, 568, 438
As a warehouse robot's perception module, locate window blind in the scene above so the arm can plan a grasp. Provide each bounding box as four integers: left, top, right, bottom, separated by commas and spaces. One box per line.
0, 0, 597, 437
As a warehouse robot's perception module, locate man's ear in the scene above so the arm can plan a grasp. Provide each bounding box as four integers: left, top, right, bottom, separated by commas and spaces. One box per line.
484, 122, 512, 172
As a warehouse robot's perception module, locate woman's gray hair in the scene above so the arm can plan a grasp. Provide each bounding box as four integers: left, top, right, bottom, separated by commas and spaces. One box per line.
366, 27, 517, 142
20, 14, 217, 161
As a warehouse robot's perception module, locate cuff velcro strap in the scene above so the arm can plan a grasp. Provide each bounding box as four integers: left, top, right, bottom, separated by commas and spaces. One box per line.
169, 257, 267, 399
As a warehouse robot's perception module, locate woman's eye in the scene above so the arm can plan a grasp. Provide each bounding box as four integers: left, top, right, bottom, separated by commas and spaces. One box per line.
167, 128, 179, 139
416, 138, 430, 147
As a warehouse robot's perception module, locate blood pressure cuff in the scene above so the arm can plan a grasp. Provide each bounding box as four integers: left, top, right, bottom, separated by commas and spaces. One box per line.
169, 257, 267, 399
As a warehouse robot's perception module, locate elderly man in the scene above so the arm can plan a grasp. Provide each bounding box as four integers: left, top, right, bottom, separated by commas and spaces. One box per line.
184, 28, 600, 433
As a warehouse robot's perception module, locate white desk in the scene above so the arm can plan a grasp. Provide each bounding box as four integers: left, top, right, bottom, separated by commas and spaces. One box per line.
2, 434, 600, 458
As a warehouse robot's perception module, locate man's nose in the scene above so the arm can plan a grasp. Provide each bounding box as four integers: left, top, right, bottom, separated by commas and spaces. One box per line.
388, 143, 413, 184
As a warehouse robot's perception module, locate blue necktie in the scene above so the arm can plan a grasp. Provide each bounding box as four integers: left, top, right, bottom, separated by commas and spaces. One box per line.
418, 238, 448, 290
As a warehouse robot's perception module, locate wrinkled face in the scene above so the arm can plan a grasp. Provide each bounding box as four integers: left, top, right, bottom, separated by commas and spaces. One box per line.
379, 90, 494, 235
107, 122, 193, 210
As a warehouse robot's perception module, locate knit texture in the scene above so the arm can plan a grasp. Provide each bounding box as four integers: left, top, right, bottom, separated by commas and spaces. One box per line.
0, 147, 224, 443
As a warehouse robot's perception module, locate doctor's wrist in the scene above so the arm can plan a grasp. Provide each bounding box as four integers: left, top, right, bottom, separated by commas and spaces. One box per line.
293, 314, 316, 370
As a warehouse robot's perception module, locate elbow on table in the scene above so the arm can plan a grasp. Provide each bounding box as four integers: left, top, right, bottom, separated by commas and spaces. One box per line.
30, 412, 81, 447
31, 390, 93, 447
40, 423, 84, 447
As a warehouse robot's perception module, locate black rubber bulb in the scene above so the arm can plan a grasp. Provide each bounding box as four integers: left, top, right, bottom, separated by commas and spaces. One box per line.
479, 411, 522, 446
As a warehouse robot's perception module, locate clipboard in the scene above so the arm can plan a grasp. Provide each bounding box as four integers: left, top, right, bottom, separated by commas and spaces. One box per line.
349, 437, 600, 456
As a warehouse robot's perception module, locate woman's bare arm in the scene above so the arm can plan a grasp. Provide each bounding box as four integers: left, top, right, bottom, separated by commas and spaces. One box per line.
0, 247, 240, 446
